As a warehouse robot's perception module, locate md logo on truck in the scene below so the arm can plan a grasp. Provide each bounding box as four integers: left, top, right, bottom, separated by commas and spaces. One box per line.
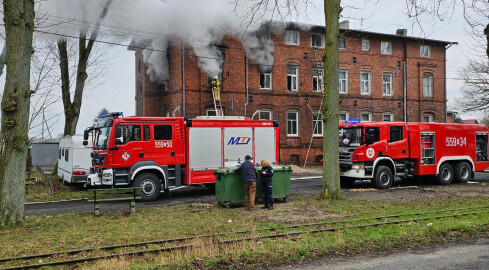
228, 137, 251, 145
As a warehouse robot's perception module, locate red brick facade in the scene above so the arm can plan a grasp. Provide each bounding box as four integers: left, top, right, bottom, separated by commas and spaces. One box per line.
134, 26, 451, 166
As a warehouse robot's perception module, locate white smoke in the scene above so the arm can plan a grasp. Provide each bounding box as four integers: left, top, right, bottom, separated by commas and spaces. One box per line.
142, 39, 170, 85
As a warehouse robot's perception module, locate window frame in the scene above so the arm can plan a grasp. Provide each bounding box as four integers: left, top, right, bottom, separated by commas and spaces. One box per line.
285, 30, 300, 45
360, 70, 372, 95
310, 33, 324, 48
339, 69, 348, 94
383, 113, 394, 122
422, 113, 434, 123
260, 72, 272, 90
312, 66, 324, 92
258, 109, 273, 120
206, 109, 217, 116
382, 72, 393, 96
360, 112, 372, 122
286, 110, 299, 136
423, 73, 433, 97
287, 65, 299, 91
339, 112, 349, 122
361, 39, 370, 51
339, 37, 347, 49
313, 112, 323, 137
381, 41, 392, 55
420, 45, 431, 58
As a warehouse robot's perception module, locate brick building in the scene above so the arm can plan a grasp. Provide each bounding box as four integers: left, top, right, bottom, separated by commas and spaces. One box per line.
133, 23, 456, 165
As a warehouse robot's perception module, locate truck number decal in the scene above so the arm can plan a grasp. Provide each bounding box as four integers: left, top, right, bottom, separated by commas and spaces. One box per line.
445, 137, 466, 147
155, 141, 173, 148
228, 137, 250, 145
366, 148, 375, 159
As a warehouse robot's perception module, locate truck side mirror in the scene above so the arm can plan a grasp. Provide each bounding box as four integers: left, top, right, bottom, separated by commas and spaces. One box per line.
83, 140, 88, 146
83, 130, 89, 140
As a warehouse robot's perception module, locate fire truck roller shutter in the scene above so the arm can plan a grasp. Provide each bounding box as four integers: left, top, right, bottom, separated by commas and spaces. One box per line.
189, 128, 222, 170
224, 128, 253, 167
255, 127, 276, 165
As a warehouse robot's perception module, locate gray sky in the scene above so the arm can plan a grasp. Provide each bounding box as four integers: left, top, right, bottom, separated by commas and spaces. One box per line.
0, 0, 480, 139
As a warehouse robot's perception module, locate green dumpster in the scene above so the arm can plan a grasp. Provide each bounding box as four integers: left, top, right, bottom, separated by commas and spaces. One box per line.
214, 167, 247, 208
256, 165, 292, 202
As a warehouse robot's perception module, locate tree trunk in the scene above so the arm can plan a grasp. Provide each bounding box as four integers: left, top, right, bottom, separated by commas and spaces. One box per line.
320, 0, 343, 200
0, 0, 35, 226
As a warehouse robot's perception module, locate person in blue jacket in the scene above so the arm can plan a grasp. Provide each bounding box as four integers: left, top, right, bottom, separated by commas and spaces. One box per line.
236, 155, 256, 210
260, 159, 274, 210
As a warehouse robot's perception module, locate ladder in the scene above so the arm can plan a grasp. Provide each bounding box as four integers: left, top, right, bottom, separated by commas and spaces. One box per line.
211, 88, 224, 116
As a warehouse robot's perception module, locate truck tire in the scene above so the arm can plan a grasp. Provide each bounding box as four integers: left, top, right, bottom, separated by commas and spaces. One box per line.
454, 162, 471, 183
134, 173, 161, 201
436, 163, 453, 185
373, 166, 393, 189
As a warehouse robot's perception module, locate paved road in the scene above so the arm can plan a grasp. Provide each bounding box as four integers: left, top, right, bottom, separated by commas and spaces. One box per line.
268, 238, 489, 270
24, 172, 489, 216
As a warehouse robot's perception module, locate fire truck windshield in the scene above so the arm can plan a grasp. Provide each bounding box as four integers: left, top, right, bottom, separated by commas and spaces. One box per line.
94, 127, 112, 150
339, 127, 362, 147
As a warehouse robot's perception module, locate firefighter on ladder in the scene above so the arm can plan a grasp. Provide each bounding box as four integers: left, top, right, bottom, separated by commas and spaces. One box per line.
211, 76, 220, 101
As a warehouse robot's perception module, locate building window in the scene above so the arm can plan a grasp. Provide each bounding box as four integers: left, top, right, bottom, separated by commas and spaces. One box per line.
260, 72, 272, 89
360, 71, 371, 95
339, 69, 348, 94
383, 113, 393, 121
312, 67, 324, 92
420, 45, 431, 58
259, 110, 273, 120
137, 83, 144, 116
422, 113, 434, 123
339, 112, 349, 122
287, 65, 299, 91
382, 72, 393, 96
361, 112, 372, 122
361, 39, 370, 51
206, 109, 217, 116
381, 41, 392, 54
423, 73, 433, 97
287, 111, 299, 136
313, 112, 323, 136
285, 31, 299, 45
339, 37, 347, 49
311, 33, 324, 47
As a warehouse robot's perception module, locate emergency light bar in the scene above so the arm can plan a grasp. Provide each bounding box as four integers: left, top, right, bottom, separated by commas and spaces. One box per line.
345, 119, 360, 124
99, 112, 123, 118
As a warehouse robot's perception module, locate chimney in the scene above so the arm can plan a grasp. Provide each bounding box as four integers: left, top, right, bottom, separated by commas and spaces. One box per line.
396, 29, 407, 36
339, 20, 349, 30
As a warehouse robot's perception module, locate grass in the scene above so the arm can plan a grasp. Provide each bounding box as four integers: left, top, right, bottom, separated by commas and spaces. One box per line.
1, 195, 489, 269
25, 172, 89, 203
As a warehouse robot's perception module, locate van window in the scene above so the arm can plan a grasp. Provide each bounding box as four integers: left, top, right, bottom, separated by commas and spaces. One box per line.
115, 125, 142, 145
389, 126, 403, 142
59, 149, 62, 160
65, 149, 69, 161
144, 125, 150, 141
154, 125, 172, 140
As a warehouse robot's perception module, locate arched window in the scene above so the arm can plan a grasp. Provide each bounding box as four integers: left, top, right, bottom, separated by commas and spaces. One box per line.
423, 73, 433, 97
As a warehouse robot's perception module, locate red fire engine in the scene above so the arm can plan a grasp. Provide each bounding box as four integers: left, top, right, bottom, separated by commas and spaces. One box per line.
338, 121, 489, 188
84, 113, 280, 200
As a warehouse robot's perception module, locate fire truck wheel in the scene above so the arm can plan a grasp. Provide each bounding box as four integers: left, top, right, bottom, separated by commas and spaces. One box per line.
134, 173, 161, 201
436, 163, 453, 185
454, 162, 471, 183
373, 166, 393, 189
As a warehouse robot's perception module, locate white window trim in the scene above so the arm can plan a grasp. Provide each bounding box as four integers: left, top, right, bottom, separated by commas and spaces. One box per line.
381, 41, 392, 55
339, 37, 347, 49
361, 112, 372, 122
287, 111, 299, 136
382, 72, 393, 96
312, 67, 324, 92
361, 39, 370, 51
258, 109, 273, 120
310, 33, 325, 48
420, 45, 431, 58
360, 70, 372, 95
285, 31, 300, 45
313, 112, 323, 137
383, 112, 394, 121
339, 69, 349, 94
423, 73, 433, 97
206, 109, 217, 116
260, 72, 272, 90
422, 113, 434, 123
287, 65, 299, 91
339, 112, 349, 122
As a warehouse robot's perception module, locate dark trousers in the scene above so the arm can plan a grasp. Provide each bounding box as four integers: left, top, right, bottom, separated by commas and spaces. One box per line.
261, 179, 273, 207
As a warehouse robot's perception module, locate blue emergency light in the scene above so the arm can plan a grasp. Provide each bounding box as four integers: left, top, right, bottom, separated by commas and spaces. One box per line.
99, 112, 123, 118
345, 119, 360, 124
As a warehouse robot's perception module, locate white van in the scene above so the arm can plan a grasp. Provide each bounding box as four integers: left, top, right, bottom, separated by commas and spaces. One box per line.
58, 135, 93, 184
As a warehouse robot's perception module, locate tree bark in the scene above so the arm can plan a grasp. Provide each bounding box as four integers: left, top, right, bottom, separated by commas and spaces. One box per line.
0, 0, 35, 226
320, 0, 343, 200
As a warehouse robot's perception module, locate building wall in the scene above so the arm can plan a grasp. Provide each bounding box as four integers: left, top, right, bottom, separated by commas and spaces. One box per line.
135, 27, 449, 166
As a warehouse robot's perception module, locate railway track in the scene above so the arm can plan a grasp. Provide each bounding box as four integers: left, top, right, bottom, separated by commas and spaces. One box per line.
2, 205, 488, 269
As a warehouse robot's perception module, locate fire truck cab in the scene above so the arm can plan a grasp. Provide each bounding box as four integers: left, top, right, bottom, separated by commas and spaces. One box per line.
339, 121, 489, 188
84, 113, 280, 201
